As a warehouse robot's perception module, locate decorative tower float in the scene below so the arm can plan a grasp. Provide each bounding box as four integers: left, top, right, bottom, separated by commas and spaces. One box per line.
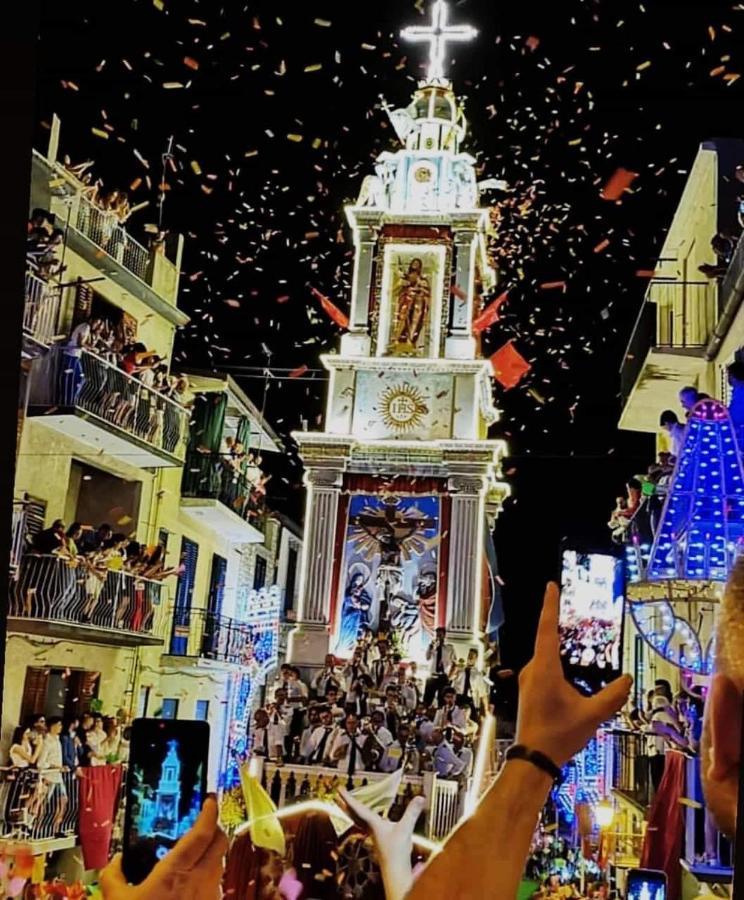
288, 1, 510, 671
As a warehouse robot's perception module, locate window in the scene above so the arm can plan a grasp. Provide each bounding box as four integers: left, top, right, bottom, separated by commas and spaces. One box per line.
170, 538, 199, 655
253, 555, 267, 591
161, 698, 179, 720
195, 700, 210, 721
284, 546, 298, 615
208, 554, 227, 617
21, 667, 99, 723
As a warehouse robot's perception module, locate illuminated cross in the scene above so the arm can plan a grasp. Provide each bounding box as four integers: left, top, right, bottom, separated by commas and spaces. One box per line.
401, 1, 478, 84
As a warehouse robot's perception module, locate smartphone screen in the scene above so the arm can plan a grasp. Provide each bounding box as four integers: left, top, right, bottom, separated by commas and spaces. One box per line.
559, 549, 625, 696
626, 868, 667, 899
122, 719, 210, 885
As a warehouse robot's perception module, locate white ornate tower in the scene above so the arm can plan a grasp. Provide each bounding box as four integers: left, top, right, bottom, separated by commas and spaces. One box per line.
288, 1, 509, 668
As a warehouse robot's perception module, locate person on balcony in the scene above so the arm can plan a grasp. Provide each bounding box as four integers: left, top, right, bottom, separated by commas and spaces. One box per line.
660, 409, 685, 459
59, 320, 92, 407
60, 718, 83, 770
33, 519, 66, 555
77, 522, 113, 556
8, 725, 42, 768
85, 714, 109, 766
37, 717, 68, 837
323, 685, 346, 723
679, 386, 711, 419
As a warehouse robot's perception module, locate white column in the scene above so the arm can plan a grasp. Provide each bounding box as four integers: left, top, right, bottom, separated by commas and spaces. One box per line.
446, 230, 477, 359
446, 476, 485, 636
288, 469, 341, 666
341, 225, 378, 356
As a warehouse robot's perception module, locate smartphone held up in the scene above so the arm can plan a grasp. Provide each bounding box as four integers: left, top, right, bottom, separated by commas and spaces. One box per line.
626, 867, 667, 899
122, 719, 210, 885
559, 548, 626, 697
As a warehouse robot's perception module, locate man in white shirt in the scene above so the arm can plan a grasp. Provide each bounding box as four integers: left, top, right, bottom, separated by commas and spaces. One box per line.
424, 628, 456, 706
451, 730, 474, 778
380, 724, 420, 775
394, 669, 418, 713
313, 655, 345, 698
370, 641, 392, 692
451, 649, 487, 716
251, 707, 286, 761
342, 650, 368, 690
37, 717, 68, 834
433, 688, 468, 732
330, 714, 369, 777
86, 714, 108, 766
369, 710, 394, 750
298, 706, 321, 760
346, 674, 373, 719
305, 709, 338, 766
324, 686, 346, 723
428, 728, 467, 779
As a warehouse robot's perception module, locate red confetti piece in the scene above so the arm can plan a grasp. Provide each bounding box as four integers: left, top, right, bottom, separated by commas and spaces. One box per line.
600, 167, 639, 201
290, 365, 309, 379
490, 341, 531, 390
539, 281, 567, 291
472, 290, 509, 334
311, 287, 349, 329
593, 239, 611, 254
183, 56, 200, 70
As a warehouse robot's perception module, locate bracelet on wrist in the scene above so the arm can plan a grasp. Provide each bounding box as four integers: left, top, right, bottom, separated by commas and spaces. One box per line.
505, 744, 563, 783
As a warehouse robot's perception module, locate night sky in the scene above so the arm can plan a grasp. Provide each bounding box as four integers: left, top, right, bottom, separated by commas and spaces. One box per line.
31, 0, 744, 666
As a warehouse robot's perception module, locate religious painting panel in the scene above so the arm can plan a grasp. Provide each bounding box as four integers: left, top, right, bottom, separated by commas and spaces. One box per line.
378, 243, 447, 358
352, 370, 453, 441
332, 493, 442, 662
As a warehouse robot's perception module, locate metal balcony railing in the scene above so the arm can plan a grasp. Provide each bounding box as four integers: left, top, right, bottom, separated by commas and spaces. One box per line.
620, 299, 657, 405
33, 349, 189, 462
170, 607, 258, 664
10, 501, 28, 574
24, 271, 61, 346
64, 187, 150, 283
181, 451, 266, 530
651, 281, 719, 350
0, 766, 79, 842
606, 729, 653, 810
11, 554, 162, 637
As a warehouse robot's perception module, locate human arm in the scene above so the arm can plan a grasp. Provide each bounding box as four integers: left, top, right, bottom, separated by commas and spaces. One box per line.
405, 584, 631, 900
100, 796, 227, 900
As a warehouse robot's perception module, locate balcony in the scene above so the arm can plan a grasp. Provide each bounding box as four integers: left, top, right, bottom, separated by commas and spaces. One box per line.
0, 763, 126, 859
606, 729, 653, 811
165, 606, 277, 671
10, 500, 28, 576
619, 281, 717, 432
23, 271, 62, 358
180, 451, 266, 543
37, 153, 189, 328
9, 554, 164, 647
27, 348, 189, 468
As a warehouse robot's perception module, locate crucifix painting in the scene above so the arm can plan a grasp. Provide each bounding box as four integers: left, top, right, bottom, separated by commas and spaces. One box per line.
334, 494, 441, 661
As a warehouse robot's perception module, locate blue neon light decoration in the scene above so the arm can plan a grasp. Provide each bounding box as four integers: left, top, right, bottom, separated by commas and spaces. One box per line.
647, 399, 744, 582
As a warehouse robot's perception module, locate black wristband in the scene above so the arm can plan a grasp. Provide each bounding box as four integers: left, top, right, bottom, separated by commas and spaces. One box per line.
505, 744, 563, 782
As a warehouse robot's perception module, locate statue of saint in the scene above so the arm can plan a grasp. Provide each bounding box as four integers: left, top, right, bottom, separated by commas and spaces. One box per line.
391, 258, 431, 354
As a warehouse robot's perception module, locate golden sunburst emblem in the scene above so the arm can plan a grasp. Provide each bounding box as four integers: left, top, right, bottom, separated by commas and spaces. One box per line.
380, 383, 429, 433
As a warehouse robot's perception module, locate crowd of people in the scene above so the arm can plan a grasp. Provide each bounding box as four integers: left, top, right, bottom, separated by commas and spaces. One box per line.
247, 628, 511, 786
191, 435, 270, 524
3, 710, 130, 839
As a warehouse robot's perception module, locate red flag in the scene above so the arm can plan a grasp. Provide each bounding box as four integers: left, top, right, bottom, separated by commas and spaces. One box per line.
600, 167, 638, 201
472, 291, 509, 334
490, 341, 531, 389
311, 287, 349, 329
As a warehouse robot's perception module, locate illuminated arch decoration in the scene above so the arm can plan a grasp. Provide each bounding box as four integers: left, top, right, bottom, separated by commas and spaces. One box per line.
647, 398, 744, 581
624, 398, 744, 675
